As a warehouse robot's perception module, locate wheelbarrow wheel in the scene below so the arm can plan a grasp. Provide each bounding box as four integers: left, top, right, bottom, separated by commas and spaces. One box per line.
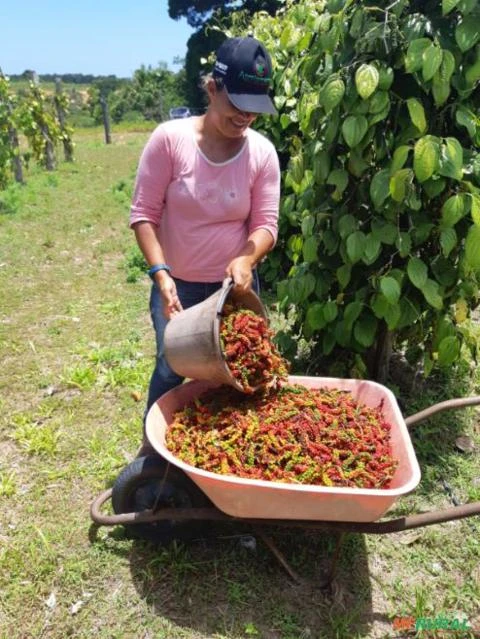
111, 455, 210, 543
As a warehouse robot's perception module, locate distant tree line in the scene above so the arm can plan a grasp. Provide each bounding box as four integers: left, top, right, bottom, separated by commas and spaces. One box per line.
10, 70, 127, 84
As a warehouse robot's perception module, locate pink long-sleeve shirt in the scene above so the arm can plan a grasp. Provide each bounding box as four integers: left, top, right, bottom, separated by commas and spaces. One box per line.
130, 117, 280, 282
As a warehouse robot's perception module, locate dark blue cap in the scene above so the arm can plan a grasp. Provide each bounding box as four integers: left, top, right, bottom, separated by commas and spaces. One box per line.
213, 36, 276, 115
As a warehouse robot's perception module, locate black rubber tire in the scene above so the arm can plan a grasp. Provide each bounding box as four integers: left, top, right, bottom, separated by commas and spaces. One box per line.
111, 455, 210, 543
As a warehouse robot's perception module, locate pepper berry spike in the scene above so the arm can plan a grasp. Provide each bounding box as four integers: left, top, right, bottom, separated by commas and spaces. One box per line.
219, 304, 289, 393
166, 384, 399, 490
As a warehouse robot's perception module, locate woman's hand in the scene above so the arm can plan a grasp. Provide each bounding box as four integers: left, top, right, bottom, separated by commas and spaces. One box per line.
154, 271, 183, 319
226, 256, 254, 292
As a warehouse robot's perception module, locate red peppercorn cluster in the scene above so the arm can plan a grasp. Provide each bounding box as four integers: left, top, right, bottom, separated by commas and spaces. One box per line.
220, 305, 289, 393
166, 384, 399, 489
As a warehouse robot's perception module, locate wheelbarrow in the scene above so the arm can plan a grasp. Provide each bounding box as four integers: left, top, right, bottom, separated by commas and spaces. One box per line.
90, 375, 480, 585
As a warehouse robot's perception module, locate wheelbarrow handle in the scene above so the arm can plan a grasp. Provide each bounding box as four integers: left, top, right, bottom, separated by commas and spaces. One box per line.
405, 395, 480, 428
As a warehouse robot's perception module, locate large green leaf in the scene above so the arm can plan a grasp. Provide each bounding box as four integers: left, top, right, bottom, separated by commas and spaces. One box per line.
407, 98, 427, 134
422, 44, 443, 81
320, 75, 345, 113
437, 335, 460, 367
464, 225, 480, 270
338, 214, 357, 239
354, 314, 378, 347
371, 293, 389, 319
422, 178, 446, 198
380, 276, 401, 304
344, 300, 363, 328
327, 168, 349, 201
455, 17, 480, 52
413, 136, 439, 182
442, 0, 460, 14
422, 279, 443, 309
313, 150, 331, 184
390, 168, 413, 201
456, 106, 477, 139
336, 264, 351, 289
471, 193, 480, 225
440, 227, 458, 257
323, 300, 338, 323
384, 304, 401, 330
368, 91, 389, 114
362, 235, 381, 265
303, 236, 318, 262
390, 145, 411, 174
405, 38, 432, 73
396, 232, 412, 258
342, 115, 368, 148
355, 64, 379, 99
346, 231, 367, 263
370, 169, 390, 210
438, 137, 463, 180
289, 153, 304, 184
441, 194, 467, 226
305, 302, 326, 331
371, 220, 398, 244
407, 257, 428, 288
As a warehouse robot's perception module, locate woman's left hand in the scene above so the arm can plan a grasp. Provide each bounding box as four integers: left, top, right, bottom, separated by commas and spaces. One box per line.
226, 256, 254, 292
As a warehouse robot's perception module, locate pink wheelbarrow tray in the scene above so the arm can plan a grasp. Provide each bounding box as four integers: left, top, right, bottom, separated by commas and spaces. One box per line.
90, 376, 480, 585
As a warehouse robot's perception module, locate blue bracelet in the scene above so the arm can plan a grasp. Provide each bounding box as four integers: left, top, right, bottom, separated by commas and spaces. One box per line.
148, 264, 171, 280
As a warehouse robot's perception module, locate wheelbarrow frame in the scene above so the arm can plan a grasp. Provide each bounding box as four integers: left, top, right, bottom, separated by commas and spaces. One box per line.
90, 395, 480, 584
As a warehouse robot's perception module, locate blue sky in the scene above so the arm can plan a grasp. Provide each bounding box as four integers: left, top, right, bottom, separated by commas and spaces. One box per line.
1, 0, 195, 78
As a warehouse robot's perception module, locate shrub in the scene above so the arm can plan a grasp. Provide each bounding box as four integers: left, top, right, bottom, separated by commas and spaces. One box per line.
248, 0, 480, 380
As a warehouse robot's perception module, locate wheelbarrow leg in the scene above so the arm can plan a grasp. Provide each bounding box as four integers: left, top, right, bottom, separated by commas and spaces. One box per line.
318, 532, 345, 589
253, 527, 302, 583
254, 527, 345, 588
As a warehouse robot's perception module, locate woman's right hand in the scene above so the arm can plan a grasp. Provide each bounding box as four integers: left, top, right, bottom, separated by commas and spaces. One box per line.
154, 272, 183, 319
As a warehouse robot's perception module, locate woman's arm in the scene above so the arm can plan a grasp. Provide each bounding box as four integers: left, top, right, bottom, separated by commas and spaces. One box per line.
226, 228, 274, 291
133, 221, 182, 318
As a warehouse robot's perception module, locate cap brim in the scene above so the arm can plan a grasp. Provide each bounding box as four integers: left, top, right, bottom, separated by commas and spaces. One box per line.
227, 90, 277, 115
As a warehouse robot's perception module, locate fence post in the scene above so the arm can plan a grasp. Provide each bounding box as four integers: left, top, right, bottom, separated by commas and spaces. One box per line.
100, 97, 111, 144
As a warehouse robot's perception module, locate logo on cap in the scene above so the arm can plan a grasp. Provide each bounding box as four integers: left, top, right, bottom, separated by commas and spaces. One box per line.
255, 62, 266, 77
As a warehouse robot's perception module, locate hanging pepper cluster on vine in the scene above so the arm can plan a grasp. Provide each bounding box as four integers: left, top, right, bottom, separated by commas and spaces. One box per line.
166, 383, 398, 489
220, 305, 289, 393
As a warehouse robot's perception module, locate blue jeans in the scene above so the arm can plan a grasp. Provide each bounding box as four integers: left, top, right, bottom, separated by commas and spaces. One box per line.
146, 273, 260, 411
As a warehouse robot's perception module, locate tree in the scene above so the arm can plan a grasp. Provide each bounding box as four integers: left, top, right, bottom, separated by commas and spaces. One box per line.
246, 0, 480, 382
168, 0, 282, 28
170, 0, 284, 109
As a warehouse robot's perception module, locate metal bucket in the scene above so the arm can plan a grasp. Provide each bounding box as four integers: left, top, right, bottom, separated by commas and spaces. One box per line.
164, 278, 268, 391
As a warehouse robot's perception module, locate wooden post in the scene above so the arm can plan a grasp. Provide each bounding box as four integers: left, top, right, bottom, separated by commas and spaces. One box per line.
100, 97, 111, 144
55, 78, 74, 162
7, 108, 24, 184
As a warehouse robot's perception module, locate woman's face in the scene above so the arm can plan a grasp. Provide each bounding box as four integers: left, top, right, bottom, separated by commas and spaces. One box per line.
208, 81, 257, 138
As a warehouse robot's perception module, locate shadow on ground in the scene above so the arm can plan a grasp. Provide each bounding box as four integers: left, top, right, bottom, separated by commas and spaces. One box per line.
128, 522, 380, 638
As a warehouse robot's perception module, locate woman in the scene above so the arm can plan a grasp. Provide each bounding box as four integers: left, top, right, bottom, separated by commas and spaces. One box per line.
130, 36, 280, 443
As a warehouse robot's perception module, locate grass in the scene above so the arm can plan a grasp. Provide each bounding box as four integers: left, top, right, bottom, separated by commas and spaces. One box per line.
1, 125, 480, 638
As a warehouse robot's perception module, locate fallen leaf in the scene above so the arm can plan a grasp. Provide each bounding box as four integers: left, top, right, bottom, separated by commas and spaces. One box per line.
131, 391, 142, 402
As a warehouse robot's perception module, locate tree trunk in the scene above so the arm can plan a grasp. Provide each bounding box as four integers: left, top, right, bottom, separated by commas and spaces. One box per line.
100, 97, 111, 144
